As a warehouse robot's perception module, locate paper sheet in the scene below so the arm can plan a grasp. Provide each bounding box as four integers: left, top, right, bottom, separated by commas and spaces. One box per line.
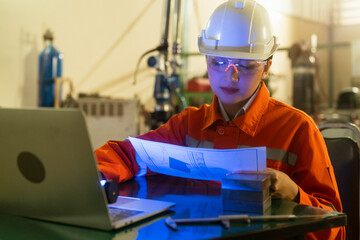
129, 137, 266, 181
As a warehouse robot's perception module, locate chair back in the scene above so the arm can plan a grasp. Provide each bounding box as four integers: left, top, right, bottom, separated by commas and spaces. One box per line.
319, 122, 360, 240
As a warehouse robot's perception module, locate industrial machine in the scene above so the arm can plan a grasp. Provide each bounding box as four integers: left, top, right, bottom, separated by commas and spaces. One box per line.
134, 0, 187, 130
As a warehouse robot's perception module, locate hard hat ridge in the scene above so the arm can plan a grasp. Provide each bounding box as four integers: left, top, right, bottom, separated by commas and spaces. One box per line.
198, 0, 279, 60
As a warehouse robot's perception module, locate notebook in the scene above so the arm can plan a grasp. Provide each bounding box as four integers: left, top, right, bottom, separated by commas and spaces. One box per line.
0, 107, 175, 231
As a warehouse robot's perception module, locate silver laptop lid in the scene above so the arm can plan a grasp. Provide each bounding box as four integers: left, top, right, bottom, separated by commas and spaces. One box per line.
0, 108, 112, 230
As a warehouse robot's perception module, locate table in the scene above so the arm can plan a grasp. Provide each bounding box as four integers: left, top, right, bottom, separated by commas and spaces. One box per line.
0, 175, 346, 240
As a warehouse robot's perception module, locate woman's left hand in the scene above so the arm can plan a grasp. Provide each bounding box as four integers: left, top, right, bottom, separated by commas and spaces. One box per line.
265, 168, 300, 202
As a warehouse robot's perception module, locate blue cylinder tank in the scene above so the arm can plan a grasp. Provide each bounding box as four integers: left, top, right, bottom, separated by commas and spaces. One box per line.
38, 29, 63, 107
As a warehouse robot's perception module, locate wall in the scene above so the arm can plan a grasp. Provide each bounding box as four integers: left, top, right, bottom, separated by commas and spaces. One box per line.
333, 24, 360, 103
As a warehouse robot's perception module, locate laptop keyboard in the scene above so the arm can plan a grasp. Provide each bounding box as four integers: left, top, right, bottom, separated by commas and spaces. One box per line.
108, 207, 144, 222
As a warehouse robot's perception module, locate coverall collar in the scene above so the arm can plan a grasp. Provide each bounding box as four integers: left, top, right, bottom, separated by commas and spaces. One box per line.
202, 81, 270, 137
218, 83, 261, 123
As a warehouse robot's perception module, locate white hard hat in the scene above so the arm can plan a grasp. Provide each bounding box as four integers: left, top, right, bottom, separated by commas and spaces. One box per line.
198, 0, 279, 60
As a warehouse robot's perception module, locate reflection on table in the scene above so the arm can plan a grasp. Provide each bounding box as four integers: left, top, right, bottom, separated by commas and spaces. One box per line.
0, 175, 346, 240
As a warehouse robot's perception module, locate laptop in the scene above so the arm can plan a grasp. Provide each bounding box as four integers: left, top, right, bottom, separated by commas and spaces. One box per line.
0, 107, 175, 231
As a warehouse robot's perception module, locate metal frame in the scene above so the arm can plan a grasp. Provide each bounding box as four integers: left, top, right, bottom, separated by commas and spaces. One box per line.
318, 121, 360, 144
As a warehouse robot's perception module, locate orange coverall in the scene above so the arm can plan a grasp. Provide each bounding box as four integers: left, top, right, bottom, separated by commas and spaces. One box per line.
95, 82, 344, 240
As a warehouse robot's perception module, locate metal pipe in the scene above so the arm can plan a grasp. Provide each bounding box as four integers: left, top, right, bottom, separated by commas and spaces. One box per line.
171, 0, 182, 74
160, 0, 172, 46
172, 0, 182, 48
159, 0, 173, 75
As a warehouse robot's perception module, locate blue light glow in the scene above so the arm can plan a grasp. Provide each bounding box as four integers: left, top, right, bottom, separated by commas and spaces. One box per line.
100, 180, 106, 187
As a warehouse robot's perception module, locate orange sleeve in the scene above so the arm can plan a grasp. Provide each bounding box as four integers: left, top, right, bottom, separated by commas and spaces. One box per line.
94, 108, 189, 183
295, 130, 342, 212
292, 125, 344, 240
95, 141, 136, 182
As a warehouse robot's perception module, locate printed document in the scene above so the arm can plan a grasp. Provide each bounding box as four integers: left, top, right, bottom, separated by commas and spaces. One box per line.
129, 137, 266, 181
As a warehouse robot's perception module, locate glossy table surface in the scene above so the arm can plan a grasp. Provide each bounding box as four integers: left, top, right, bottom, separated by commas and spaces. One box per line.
0, 175, 346, 240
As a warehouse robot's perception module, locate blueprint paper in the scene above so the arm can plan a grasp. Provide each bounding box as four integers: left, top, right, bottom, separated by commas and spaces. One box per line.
129, 137, 266, 181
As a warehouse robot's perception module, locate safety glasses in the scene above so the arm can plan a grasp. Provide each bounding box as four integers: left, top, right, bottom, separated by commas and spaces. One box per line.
206, 56, 267, 75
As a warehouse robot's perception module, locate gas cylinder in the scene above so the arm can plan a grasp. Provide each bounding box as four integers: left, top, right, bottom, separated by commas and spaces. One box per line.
38, 29, 63, 107
289, 41, 316, 115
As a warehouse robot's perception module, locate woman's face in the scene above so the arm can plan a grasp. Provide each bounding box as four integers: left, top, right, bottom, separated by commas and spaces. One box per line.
206, 56, 272, 106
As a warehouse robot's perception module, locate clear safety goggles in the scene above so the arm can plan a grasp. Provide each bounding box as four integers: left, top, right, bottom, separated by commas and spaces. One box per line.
206, 56, 267, 75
